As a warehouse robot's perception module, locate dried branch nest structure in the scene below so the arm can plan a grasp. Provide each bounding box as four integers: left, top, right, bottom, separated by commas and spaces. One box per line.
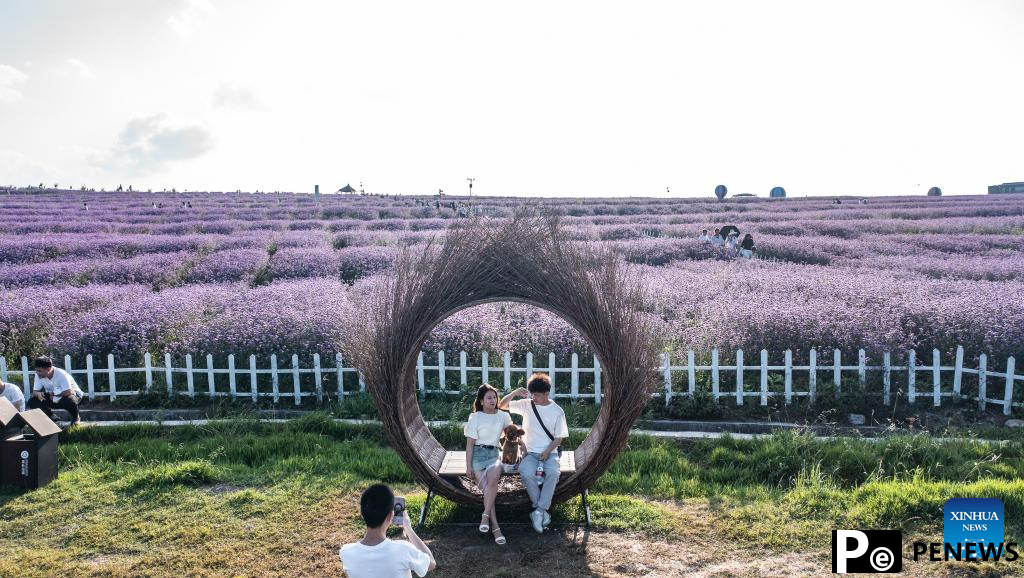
347, 215, 660, 507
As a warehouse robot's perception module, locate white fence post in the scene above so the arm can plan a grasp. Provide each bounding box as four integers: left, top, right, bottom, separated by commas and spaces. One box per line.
144, 353, 153, 392
292, 353, 301, 406
735, 349, 744, 406
207, 354, 216, 398
312, 354, 322, 403
184, 354, 194, 398
760, 349, 769, 406
932, 349, 941, 407
593, 355, 602, 405
711, 349, 720, 400
687, 350, 696, 397
482, 351, 490, 386
0, 356, 7, 383
907, 350, 916, 404
163, 353, 171, 397
459, 351, 468, 386
833, 349, 841, 398
270, 354, 280, 403
663, 352, 672, 406
1004, 357, 1016, 416
570, 352, 579, 401
20, 356, 30, 398
107, 353, 117, 401
417, 352, 425, 395
953, 346, 964, 396
503, 352, 512, 391
809, 348, 817, 403
228, 354, 237, 398
63, 356, 73, 393
548, 352, 556, 392
858, 349, 866, 387
359, 372, 366, 392
336, 353, 345, 399
526, 352, 534, 381
250, 354, 259, 402
438, 351, 446, 391
978, 354, 987, 411
784, 349, 793, 404
882, 351, 891, 405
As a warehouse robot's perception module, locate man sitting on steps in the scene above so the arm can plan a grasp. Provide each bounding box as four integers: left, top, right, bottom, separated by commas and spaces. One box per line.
26, 356, 84, 426
499, 372, 569, 534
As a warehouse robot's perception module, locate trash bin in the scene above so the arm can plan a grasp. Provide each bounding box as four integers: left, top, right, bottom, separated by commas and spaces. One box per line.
0, 399, 61, 489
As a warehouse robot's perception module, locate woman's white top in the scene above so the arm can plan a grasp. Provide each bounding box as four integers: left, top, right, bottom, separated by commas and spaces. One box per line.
464, 410, 512, 446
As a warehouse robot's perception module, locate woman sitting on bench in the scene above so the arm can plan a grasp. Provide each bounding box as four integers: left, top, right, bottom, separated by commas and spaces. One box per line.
464, 383, 513, 545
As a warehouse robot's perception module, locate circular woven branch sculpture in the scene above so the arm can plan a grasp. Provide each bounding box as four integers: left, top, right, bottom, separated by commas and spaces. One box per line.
346, 215, 660, 507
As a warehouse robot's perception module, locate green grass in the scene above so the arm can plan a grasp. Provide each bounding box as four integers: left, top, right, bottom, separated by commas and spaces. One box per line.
2, 415, 1023, 575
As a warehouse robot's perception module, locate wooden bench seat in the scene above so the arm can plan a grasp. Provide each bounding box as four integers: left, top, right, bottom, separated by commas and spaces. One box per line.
420, 449, 589, 528
437, 450, 576, 477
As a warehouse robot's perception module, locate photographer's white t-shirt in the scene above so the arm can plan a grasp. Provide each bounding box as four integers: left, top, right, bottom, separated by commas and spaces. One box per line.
340, 539, 431, 578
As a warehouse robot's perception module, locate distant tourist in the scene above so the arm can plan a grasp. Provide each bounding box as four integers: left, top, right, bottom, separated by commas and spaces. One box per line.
739, 233, 756, 258
26, 356, 84, 425
0, 378, 25, 411
698, 229, 710, 243
711, 228, 725, 246
725, 232, 739, 255
340, 483, 436, 578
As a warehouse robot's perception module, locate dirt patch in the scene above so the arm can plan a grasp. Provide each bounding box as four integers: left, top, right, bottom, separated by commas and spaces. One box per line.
201, 484, 246, 495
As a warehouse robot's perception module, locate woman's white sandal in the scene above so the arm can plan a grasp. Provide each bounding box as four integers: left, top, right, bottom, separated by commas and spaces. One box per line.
479, 513, 490, 533
492, 527, 506, 545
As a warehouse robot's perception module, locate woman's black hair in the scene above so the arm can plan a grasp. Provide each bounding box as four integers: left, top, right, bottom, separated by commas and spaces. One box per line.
473, 383, 501, 412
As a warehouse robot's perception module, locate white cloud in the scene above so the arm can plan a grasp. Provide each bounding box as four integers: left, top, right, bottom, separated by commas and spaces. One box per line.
58, 58, 93, 79
0, 64, 28, 104
0, 150, 58, 185
213, 84, 263, 110
92, 114, 214, 175
168, 0, 216, 40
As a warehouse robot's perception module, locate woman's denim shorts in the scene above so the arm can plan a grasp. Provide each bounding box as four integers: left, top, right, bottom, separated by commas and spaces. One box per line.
471, 445, 500, 472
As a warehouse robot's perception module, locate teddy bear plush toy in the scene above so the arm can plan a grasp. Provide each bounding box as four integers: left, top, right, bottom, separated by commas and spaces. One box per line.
500, 423, 526, 473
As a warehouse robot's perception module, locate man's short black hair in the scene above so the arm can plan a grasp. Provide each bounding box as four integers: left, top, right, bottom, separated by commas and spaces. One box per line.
33, 356, 53, 370
360, 483, 395, 529
527, 372, 551, 394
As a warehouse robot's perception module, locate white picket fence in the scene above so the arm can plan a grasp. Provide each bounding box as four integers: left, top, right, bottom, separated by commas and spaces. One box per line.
1, 346, 1021, 413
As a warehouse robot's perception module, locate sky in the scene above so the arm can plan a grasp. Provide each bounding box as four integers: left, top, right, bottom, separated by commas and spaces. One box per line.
0, 0, 1022, 198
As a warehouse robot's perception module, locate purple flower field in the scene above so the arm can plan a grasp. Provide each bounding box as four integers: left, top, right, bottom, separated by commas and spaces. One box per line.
1, 190, 1023, 370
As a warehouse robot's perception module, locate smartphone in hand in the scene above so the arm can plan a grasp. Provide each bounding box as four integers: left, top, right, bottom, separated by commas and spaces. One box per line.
392, 496, 407, 527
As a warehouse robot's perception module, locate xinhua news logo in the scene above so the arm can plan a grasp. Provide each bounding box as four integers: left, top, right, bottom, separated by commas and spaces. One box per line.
832, 530, 902, 573
911, 498, 1020, 562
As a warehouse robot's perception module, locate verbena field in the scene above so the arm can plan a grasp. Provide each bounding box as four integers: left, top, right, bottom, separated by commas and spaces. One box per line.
2, 190, 1023, 373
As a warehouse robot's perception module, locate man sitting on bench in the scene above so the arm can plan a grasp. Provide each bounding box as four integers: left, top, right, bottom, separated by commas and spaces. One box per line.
499, 372, 568, 534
